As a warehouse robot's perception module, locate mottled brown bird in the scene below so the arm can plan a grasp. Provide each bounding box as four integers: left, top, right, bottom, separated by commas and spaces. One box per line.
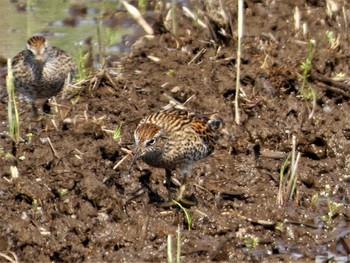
12, 36, 76, 114
132, 108, 221, 204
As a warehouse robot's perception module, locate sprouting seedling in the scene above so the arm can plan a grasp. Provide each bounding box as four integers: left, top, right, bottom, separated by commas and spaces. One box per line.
74, 44, 91, 82
58, 188, 68, 197
26, 133, 33, 142
299, 39, 315, 95
105, 27, 123, 46
113, 124, 122, 141
335, 72, 345, 78
166, 69, 175, 77
319, 185, 342, 224
172, 200, 192, 231
326, 31, 335, 47
6, 59, 20, 143
244, 235, 259, 252
298, 39, 317, 119
138, 0, 147, 13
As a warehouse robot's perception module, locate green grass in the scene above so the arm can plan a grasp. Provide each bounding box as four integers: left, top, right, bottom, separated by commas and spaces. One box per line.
113, 124, 122, 141
74, 44, 91, 82
6, 59, 20, 143
171, 200, 192, 231
298, 39, 317, 119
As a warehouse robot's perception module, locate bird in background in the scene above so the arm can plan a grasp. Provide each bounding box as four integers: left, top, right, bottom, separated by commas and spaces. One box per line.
12, 35, 76, 115
131, 108, 222, 206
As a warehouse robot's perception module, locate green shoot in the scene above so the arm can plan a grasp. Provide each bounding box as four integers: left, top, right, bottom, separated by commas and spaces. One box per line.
138, 0, 147, 13
113, 125, 122, 141
74, 44, 91, 82
26, 133, 33, 142
325, 30, 339, 50
299, 40, 315, 95
105, 28, 123, 46
234, 0, 244, 125
172, 200, 192, 231
319, 186, 342, 224
97, 17, 105, 67
299, 39, 317, 119
58, 188, 68, 197
167, 69, 175, 77
326, 200, 341, 222
325, 31, 335, 47
31, 198, 38, 206
310, 193, 319, 209
244, 235, 259, 251
335, 72, 345, 78
6, 59, 20, 143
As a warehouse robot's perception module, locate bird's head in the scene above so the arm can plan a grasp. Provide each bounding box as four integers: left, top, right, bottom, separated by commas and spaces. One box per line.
26, 36, 47, 61
127, 123, 163, 173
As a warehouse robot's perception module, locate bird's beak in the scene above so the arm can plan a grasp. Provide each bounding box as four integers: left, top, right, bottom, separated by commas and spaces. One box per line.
127, 146, 141, 175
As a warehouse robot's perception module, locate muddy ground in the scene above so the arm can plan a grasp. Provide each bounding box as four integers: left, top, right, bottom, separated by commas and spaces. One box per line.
1, 0, 350, 262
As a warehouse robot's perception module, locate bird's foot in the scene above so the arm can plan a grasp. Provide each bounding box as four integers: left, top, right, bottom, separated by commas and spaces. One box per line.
161, 185, 197, 207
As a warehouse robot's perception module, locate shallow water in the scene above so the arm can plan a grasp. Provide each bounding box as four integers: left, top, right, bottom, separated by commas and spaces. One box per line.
0, 0, 124, 60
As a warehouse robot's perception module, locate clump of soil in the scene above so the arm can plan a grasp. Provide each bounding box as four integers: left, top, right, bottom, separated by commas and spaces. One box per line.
1, 1, 350, 262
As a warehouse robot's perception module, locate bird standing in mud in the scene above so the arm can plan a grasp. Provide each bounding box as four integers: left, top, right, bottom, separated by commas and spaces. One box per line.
131, 108, 222, 205
12, 36, 76, 115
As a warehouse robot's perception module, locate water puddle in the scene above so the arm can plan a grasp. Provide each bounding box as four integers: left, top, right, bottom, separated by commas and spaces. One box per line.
0, 0, 140, 64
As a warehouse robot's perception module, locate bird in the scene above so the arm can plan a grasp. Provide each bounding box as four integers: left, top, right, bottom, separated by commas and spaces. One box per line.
131, 108, 222, 205
12, 36, 76, 115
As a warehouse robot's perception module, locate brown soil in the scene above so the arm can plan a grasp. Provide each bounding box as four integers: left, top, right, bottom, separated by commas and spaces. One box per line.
1, 1, 350, 262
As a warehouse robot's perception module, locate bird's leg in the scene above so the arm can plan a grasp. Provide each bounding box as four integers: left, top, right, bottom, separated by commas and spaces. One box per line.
178, 177, 187, 201
31, 101, 39, 118
160, 169, 177, 207
165, 169, 173, 201
176, 164, 197, 206
177, 164, 191, 201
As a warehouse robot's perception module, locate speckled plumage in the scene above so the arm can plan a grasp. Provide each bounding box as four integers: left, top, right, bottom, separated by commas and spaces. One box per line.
134, 108, 220, 179
12, 36, 76, 110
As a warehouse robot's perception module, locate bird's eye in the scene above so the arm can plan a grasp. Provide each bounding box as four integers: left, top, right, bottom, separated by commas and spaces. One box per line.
146, 138, 156, 146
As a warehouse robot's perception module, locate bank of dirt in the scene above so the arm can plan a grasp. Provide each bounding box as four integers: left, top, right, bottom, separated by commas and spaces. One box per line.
1, 1, 350, 262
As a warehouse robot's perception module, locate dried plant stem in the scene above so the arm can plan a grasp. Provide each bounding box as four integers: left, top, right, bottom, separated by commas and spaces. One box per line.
278, 135, 301, 206
176, 225, 181, 263
286, 135, 301, 202
167, 234, 173, 263
122, 1, 154, 35
234, 0, 244, 125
